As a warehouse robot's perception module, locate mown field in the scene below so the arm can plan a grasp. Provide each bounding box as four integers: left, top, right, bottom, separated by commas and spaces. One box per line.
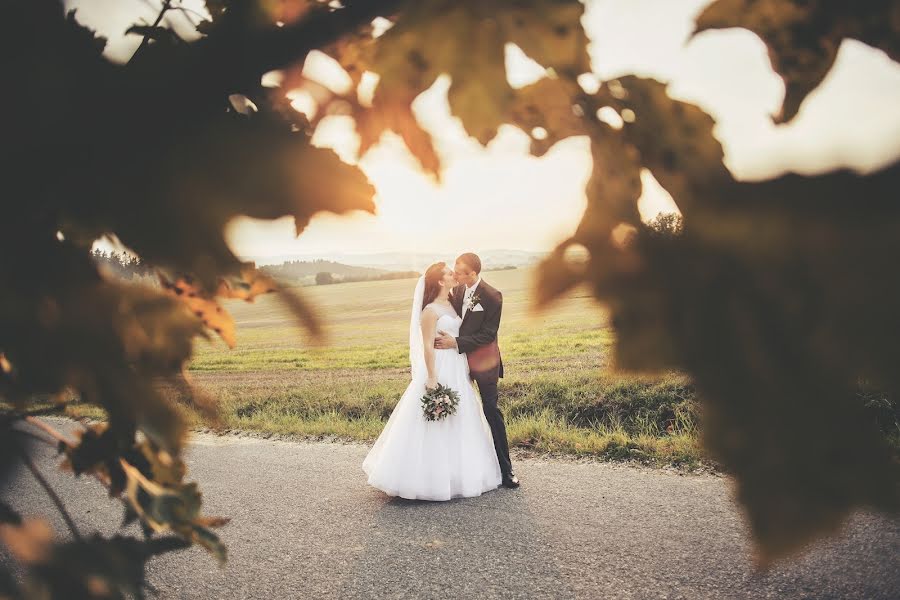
180, 268, 705, 467
41, 267, 898, 468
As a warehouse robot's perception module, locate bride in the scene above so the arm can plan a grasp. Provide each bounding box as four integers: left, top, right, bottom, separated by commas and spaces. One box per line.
362, 262, 502, 500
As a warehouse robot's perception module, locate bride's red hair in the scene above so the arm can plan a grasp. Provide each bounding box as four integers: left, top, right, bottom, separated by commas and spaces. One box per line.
422, 262, 447, 310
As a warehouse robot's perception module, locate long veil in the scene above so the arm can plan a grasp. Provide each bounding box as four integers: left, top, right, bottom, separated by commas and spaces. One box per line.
408, 276, 426, 381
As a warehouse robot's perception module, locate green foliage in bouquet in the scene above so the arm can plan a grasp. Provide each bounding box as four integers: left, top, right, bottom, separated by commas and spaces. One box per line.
421, 384, 461, 422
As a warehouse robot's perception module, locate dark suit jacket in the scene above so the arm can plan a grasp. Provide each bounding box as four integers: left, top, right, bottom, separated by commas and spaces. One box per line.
451, 279, 504, 381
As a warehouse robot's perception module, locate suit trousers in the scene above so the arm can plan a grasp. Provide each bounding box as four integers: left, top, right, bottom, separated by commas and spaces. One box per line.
473, 375, 513, 476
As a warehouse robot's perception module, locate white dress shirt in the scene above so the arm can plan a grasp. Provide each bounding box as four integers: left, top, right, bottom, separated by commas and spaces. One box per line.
461, 277, 482, 319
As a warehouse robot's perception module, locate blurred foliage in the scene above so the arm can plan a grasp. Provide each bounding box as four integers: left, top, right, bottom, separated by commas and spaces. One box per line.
1, 0, 383, 595
315, 271, 336, 285
528, 4, 900, 566
91, 249, 151, 281
1, 0, 898, 595
645, 213, 684, 239
694, 0, 900, 123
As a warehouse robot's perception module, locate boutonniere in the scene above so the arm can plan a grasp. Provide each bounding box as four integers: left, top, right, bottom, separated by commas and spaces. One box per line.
467, 292, 482, 312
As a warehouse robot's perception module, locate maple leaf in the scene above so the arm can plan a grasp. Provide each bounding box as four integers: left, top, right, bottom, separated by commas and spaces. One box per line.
694, 0, 900, 123
536, 73, 900, 561
361, 0, 589, 150
509, 77, 589, 156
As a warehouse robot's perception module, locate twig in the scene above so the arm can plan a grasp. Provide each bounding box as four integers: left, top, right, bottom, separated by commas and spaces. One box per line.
128, 0, 174, 64
173, 1, 210, 24
163, 0, 405, 94
19, 450, 83, 542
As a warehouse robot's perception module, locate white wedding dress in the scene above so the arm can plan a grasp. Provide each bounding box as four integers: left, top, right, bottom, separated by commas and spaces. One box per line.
362, 278, 502, 501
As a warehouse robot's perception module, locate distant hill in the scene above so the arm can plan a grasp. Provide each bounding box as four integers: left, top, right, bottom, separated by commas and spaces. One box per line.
261, 260, 388, 281
250, 249, 545, 272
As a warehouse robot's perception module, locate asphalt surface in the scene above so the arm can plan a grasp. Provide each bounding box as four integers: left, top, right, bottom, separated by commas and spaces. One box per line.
3, 420, 899, 599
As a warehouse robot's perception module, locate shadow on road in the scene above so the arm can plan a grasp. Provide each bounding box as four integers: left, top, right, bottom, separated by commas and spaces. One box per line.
337, 485, 575, 599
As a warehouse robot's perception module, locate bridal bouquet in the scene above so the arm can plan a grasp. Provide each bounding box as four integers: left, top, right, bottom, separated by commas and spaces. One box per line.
421, 383, 460, 422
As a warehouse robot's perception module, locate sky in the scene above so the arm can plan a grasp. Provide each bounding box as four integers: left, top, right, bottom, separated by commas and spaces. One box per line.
69, 0, 900, 259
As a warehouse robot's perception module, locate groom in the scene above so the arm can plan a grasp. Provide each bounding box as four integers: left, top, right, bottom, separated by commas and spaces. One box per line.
435, 253, 519, 489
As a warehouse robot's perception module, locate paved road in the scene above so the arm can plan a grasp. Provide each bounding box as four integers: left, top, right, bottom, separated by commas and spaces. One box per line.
3, 421, 899, 599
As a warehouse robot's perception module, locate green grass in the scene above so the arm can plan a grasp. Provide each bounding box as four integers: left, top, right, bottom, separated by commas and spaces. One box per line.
160, 268, 706, 467
188, 269, 616, 372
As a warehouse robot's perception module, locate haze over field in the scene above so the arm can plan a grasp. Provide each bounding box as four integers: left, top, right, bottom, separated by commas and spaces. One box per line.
253, 249, 545, 270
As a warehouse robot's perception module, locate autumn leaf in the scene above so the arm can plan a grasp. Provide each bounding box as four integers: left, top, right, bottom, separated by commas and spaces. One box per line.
509, 77, 589, 156
364, 0, 589, 147
0, 518, 54, 564
499, 0, 591, 76
138, 438, 187, 488
356, 99, 443, 177
545, 155, 900, 563
534, 128, 643, 310
76, 114, 376, 291
5, 0, 900, 585
117, 283, 208, 374
694, 0, 900, 123
532, 241, 589, 307
22, 534, 191, 599
121, 460, 228, 563
443, 14, 512, 145
595, 76, 731, 216
194, 516, 232, 528
532, 65, 900, 561
0, 246, 197, 453
2, 0, 400, 585
322, 23, 377, 89
160, 275, 237, 348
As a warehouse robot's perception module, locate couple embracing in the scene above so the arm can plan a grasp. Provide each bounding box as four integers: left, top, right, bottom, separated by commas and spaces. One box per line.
362, 253, 520, 500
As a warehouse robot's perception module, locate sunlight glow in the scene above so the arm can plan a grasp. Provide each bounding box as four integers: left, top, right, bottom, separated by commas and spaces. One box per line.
288, 90, 317, 120
577, 73, 601, 95
596, 107, 624, 130
261, 70, 285, 88
357, 72, 379, 107
371, 17, 393, 38
64, 0, 900, 263
505, 44, 547, 89
638, 170, 681, 223
303, 51, 354, 95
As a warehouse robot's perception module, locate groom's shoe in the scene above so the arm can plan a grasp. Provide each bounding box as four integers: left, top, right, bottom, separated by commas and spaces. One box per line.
501, 472, 520, 489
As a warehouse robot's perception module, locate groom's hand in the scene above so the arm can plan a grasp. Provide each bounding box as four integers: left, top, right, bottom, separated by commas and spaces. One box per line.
434, 331, 458, 350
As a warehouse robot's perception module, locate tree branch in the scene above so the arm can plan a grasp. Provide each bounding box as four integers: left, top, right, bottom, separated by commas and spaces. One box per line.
128, 0, 174, 65
160, 0, 405, 95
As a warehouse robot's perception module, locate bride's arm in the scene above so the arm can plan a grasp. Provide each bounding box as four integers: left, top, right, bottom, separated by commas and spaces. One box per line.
420, 308, 439, 389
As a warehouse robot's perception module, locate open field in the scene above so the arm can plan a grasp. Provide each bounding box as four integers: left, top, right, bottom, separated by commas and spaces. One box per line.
174, 268, 705, 466
190, 268, 615, 372
47, 267, 899, 466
